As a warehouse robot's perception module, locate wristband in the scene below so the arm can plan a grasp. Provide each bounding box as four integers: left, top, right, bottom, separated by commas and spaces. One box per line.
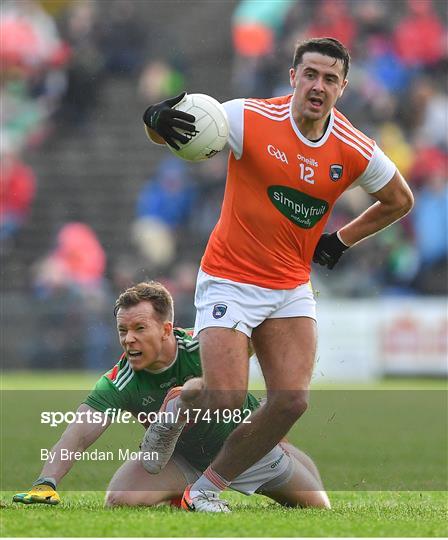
336, 230, 350, 248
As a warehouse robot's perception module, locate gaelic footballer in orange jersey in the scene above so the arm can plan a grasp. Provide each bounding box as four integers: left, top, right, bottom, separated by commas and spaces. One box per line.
141, 38, 413, 513
201, 96, 396, 289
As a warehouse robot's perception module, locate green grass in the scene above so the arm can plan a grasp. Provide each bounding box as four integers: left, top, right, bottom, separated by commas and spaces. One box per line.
1, 372, 447, 537
1, 491, 447, 537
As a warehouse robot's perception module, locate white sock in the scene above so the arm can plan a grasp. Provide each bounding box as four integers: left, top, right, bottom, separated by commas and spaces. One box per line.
190, 466, 231, 497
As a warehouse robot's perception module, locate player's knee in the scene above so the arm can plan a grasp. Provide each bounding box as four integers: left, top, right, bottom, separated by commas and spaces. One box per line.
303, 491, 331, 509
291, 394, 309, 418
284, 490, 331, 509
105, 490, 147, 507
270, 393, 308, 420
105, 490, 126, 507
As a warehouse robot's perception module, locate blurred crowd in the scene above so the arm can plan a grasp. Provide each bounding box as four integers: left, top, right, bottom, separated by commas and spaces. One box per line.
1, 0, 148, 249
230, 0, 447, 297
2, 0, 447, 369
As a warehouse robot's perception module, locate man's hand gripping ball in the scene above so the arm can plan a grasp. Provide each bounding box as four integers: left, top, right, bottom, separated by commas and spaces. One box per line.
143, 92, 196, 150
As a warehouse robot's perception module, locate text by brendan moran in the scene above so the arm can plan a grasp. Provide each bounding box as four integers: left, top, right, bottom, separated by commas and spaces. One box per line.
41, 448, 159, 463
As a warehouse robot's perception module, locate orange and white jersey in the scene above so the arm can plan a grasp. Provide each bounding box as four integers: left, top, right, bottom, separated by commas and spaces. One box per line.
201, 94, 396, 289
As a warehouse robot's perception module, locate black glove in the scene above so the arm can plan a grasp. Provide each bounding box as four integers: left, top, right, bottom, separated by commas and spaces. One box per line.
313, 232, 349, 270
142, 92, 196, 150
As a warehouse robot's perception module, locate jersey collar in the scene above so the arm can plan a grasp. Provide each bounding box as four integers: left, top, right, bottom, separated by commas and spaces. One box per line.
144, 343, 178, 374
289, 102, 334, 148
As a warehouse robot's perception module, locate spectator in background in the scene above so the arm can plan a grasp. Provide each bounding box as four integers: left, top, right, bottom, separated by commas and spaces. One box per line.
362, 35, 411, 95
306, 0, 357, 50
32, 222, 114, 370
0, 137, 37, 249
190, 153, 227, 243
411, 163, 448, 295
353, 0, 389, 43
0, 0, 67, 73
0, 0, 69, 147
414, 82, 448, 150
133, 158, 197, 271
136, 157, 196, 230
377, 123, 414, 179
375, 222, 419, 295
160, 261, 199, 328
96, 0, 147, 77
138, 59, 185, 104
394, 0, 445, 69
231, 0, 295, 95
409, 146, 448, 190
57, 0, 104, 125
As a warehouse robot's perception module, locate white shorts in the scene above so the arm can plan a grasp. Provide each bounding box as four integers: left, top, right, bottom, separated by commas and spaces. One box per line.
172, 443, 293, 496
194, 269, 316, 338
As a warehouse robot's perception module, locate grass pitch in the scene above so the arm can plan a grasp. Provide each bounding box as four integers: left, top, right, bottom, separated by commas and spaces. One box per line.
1, 490, 447, 537
1, 372, 447, 537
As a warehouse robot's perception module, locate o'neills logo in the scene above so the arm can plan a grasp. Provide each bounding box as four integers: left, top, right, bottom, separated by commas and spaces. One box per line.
268, 186, 329, 229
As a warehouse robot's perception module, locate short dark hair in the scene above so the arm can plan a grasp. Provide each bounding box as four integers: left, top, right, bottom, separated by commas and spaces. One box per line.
292, 37, 350, 79
114, 281, 174, 322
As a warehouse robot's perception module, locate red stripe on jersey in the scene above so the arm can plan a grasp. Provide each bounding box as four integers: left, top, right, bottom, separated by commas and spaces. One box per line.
175, 327, 194, 337
106, 365, 119, 381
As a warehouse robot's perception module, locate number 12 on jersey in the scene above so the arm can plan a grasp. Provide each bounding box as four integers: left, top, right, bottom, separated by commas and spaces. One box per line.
299, 163, 315, 184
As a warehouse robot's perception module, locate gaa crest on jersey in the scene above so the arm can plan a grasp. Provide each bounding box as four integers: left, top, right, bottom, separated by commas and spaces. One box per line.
212, 303, 227, 319
329, 164, 343, 181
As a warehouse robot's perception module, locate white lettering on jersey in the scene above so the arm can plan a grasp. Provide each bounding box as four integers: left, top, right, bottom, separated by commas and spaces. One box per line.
297, 153, 318, 184
267, 144, 288, 163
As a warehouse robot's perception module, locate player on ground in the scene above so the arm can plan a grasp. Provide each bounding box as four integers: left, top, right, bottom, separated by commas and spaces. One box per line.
13, 282, 330, 511
142, 37, 414, 511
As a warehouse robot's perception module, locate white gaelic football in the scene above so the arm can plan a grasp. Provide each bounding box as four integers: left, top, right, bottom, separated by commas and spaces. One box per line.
169, 93, 229, 162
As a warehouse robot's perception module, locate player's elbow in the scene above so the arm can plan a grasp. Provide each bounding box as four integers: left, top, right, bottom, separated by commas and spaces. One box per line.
397, 186, 414, 216
391, 179, 414, 218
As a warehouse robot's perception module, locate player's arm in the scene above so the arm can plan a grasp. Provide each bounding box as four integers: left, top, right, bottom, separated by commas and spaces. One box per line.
338, 169, 413, 245
13, 404, 110, 505
142, 92, 196, 149
39, 404, 111, 482
314, 170, 413, 269
222, 99, 244, 159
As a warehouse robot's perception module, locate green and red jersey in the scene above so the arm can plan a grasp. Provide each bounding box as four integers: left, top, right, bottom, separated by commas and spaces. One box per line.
84, 328, 259, 470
